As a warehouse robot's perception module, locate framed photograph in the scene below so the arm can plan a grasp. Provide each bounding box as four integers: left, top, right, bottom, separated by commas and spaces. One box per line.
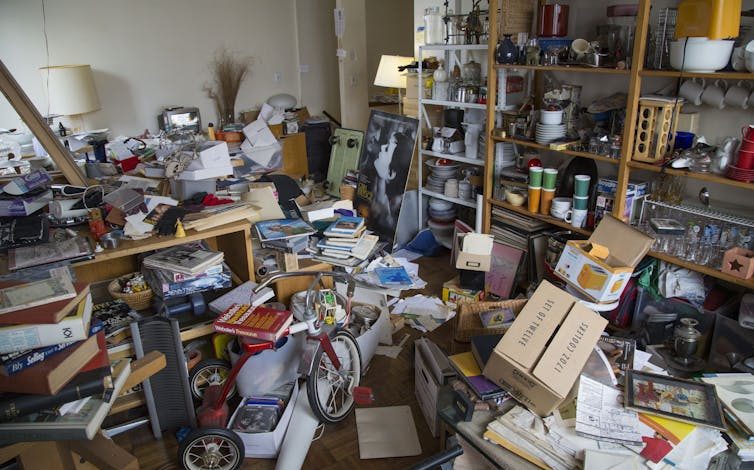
625, 370, 726, 430
355, 110, 418, 249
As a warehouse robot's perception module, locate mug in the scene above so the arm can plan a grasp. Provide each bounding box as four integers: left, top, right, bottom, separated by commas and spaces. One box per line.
732, 46, 747, 72
725, 81, 750, 109
749, 89, 754, 109
564, 208, 588, 229
679, 78, 704, 106
701, 79, 726, 109
550, 197, 572, 219
571, 38, 590, 59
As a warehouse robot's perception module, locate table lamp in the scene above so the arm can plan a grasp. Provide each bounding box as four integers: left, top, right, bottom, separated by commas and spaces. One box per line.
39, 64, 100, 133
374, 55, 414, 114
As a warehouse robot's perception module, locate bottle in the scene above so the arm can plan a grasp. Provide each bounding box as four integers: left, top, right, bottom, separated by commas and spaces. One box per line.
424, 7, 444, 45
433, 63, 448, 101
207, 122, 216, 140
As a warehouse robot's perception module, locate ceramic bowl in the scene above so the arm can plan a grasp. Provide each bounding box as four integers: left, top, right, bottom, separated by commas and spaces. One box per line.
428, 198, 453, 211
504, 189, 526, 206
669, 37, 735, 73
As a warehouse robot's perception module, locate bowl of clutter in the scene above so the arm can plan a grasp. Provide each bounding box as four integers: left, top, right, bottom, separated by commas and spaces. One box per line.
108, 272, 153, 310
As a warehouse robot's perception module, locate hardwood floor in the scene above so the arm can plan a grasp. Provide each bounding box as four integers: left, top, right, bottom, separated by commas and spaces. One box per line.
113, 253, 459, 469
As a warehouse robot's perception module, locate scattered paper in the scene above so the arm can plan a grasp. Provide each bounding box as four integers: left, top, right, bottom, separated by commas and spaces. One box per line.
241, 186, 285, 220
391, 295, 453, 320
575, 375, 646, 446
144, 195, 178, 212
243, 119, 277, 148
391, 248, 422, 262
123, 211, 154, 237
375, 333, 410, 359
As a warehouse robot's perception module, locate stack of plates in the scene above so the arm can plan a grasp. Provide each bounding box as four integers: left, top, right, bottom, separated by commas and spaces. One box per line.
535, 123, 566, 145
428, 198, 456, 222
425, 159, 460, 193
727, 165, 754, 182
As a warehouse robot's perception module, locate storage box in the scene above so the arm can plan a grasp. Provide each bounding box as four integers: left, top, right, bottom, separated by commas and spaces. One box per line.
554, 216, 653, 303
455, 233, 493, 272
721, 247, 754, 279
414, 339, 441, 437
228, 380, 298, 458
442, 276, 484, 305
482, 281, 607, 416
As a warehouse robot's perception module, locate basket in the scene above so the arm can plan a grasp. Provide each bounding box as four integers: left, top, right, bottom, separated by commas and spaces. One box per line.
107, 273, 154, 311
453, 298, 528, 343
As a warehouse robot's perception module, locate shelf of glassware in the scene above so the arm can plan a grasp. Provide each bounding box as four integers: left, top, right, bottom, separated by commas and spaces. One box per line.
421, 188, 478, 208
649, 250, 754, 290
495, 63, 631, 75
421, 149, 485, 166
421, 44, 489, 51
491, 135, 621, 165
627, 161, 754, 191
421, 99, 489, 109
640, 69, 754, 80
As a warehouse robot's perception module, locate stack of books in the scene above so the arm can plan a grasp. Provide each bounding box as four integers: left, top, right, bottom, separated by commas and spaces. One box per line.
448, 349, 509, 401
142, 243, 231, 299
310, 216, 379, 266
256, 218, 316, 256
0, 274, 130, 440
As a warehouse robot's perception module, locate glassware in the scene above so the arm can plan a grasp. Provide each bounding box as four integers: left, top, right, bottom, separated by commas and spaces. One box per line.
424, 7, 444, 45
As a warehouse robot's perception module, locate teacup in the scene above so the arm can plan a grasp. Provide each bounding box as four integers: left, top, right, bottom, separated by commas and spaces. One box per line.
550, 197, 572, 219
679, 78, 704, 106
725, 81, 750, 109
701, 79, 726, 109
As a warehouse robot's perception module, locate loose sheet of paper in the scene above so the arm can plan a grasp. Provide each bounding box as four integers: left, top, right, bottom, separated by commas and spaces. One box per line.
575, 375, 645, 445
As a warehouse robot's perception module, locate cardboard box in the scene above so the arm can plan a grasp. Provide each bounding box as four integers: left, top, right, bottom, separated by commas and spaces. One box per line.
482, 281, 608, 416
455, 233, 493, 272
554, 216, 653, 303
595, 177, 648, 224
441, 276, 484, 305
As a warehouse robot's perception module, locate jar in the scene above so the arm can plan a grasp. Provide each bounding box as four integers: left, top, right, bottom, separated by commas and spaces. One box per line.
462, 59, 482, 84
424, 7, 444, 45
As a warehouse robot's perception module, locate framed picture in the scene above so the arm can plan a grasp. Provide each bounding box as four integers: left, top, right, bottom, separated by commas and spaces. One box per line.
484, 242, 524, 299
625, 370, 726, 430
355, 110, 418, 249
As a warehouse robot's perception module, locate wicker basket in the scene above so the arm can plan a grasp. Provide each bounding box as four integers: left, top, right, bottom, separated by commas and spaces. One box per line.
453, 298, 528, 343
107, 273, 154, 311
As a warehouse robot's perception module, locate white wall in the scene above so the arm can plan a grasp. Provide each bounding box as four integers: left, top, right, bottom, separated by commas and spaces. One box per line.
365, 0, 414, 99
336, 0, 370, 130
0, 0, 339, 136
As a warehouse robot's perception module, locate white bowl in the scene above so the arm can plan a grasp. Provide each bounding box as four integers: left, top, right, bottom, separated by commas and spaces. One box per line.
540, 110, 564, 125
670, 37, 735, 73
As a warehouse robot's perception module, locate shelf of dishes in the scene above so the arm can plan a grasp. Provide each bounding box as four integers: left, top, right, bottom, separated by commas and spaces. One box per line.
491, 135, 621, 165
488, 198, 592, 236
420, 44, 489, 51
421, 188, 478, 208
628, 161, 754, 191
495, 64, 630, 75
421, 150, 485, 166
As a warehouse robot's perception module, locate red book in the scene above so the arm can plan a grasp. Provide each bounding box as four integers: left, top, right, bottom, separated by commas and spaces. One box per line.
213, 304, 293, 342
0, 282, 89, 325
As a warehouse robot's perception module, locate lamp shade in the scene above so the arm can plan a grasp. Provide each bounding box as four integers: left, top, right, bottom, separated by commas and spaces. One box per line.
374, 55, 414, 89
40, 64, 100, 116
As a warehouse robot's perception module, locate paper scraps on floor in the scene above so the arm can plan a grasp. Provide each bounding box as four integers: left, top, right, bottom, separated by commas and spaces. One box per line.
390, 295, 455, 332
374, 333, 410, 359
356, 405, 422, 459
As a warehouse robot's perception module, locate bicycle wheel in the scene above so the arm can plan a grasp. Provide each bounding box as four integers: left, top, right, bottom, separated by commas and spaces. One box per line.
189, 359, 236, 401
178, 427, 244, 470
306, 329, 362, 424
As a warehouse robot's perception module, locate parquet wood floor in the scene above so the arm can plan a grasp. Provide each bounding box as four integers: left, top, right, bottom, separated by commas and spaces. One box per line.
113, 253, 459, 469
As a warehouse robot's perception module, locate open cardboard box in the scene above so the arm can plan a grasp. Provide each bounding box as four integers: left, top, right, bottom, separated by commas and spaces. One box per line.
454, 233, 493, 272
482, 280, 607, 417
554, 215, 653, 303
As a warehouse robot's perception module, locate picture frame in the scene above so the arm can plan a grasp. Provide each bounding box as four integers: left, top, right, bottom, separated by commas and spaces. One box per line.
625, 370, 726, 430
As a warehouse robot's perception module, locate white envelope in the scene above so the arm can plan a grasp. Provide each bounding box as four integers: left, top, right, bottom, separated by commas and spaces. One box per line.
243, 119, 278, 148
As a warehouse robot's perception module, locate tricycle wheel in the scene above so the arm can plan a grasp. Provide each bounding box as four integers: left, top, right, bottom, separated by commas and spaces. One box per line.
178, 427, 244, 470
189, 359, 236, 401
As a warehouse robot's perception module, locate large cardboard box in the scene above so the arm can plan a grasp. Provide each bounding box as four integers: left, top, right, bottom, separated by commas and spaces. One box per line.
482, 281, 608, 416
554, 216, 653, 303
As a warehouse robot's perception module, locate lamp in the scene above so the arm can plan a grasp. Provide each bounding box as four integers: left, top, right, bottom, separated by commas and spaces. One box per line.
39, 64, 100, 132
374, 55, 414, 114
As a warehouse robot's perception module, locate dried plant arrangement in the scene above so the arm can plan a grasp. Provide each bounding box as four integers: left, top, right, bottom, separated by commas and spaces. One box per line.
203, 48, 252, 127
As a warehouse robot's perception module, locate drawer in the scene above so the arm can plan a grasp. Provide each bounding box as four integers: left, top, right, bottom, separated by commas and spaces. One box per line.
415, 367, 439, 437
414, 344, 441, 402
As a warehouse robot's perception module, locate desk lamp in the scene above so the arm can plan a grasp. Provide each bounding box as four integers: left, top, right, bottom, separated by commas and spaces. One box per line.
39, 64, 100, 133
374, 55, 414, 115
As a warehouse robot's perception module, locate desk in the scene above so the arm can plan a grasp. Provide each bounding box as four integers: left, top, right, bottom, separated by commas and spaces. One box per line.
72, 219, 254, 284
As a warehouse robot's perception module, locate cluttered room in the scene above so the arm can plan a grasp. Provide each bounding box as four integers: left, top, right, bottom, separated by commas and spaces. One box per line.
1, 0, 754, 469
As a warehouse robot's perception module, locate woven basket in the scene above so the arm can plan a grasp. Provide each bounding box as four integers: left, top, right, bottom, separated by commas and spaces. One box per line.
107, 273, 154, 311
453, 298, 528, 343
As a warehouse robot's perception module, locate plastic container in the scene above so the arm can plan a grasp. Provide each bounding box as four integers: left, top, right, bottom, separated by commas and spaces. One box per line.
674, 131, 695, 150
170, 178, 217, 201
424, 7, 444, 45
675, 0, 742, 40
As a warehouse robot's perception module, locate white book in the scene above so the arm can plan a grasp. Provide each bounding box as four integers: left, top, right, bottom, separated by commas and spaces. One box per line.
0, 294, 92, 355
322, 249, 352, 259
351, 234, 379, 260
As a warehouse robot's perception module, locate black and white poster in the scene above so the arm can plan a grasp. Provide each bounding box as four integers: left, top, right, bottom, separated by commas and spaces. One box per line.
355, 110, 418, 249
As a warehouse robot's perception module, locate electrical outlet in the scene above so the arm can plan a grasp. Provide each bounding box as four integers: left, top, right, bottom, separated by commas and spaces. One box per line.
274, 72, 282, 83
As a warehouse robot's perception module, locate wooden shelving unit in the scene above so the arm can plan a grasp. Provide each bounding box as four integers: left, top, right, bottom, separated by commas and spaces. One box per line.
482, 0, 754, 290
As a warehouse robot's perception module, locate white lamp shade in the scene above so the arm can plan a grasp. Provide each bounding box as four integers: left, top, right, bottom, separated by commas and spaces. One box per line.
374, 55, 414, 89
40, 64, 100, 116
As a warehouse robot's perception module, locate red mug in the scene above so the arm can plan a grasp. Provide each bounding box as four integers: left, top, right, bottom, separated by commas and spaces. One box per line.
738, 149, 754, 170
740, 138, 754, 152
742, 125, 754, 141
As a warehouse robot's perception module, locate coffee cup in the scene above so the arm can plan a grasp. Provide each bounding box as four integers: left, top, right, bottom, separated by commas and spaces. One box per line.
679, 78, 704, 106
550, 197, 571, 219
528, 186, 542, 213
701, 79, 726, 109
542, 168, 558, 189
725, 81, 750, 110
571, 38, 590, 59
540, 188, 556, 215
573, 175, 591, 197
564, 208, 588, 229
573, 195, 589, 210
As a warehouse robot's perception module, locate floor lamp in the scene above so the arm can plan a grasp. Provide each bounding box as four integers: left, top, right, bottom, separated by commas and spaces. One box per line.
374, 55, 414, 115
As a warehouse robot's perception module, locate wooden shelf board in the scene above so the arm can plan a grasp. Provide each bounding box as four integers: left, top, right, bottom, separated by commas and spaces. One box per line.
640, 69, 754, 80
488, 198, 592, 236
495, 64, 630, 75
648, 251, 754, 289
628, 161, 754, 190
110, 392, 145, 415
492, 135, 621, 165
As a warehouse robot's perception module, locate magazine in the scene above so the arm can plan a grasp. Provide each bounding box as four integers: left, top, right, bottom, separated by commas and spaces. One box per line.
255, 219, 315, 241
0, 274, 77, 315
142, 244, 224, 275
324, 216, 364, 236
8, 236, 93, 271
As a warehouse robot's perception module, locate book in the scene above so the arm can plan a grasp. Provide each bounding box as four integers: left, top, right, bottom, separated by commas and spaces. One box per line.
324, 216, 364, 235
0, 358, 130, 441
214, 304, 293, 342
262, 235, 310, 254
448, 351, 507, 400
142, 244, 224, 275
143, 266, 231, 299
350, 234, 379, 260
321, 249, 352, 259
478, 307, 516, 329
7, 236, 93, 271
597, 336, 635, 385
316, 239, 353, 252
0, 333, 98, 395
374, 267, 413, 286
255, 218, 315, 242
91, 299, 134, 341
323, 226, 366, 238
0, 294, 93, 355
0, 282, 89, 325
0, 275, 77, 316
0, 320, 104, 376
163, 263, 224, 282
470, 334, 503, 369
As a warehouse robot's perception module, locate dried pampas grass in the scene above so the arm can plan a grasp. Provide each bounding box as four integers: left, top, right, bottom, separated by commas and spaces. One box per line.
204, 48, 252, 127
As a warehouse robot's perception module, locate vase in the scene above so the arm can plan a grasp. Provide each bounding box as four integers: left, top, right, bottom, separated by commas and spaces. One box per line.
497, 34, 517, 64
